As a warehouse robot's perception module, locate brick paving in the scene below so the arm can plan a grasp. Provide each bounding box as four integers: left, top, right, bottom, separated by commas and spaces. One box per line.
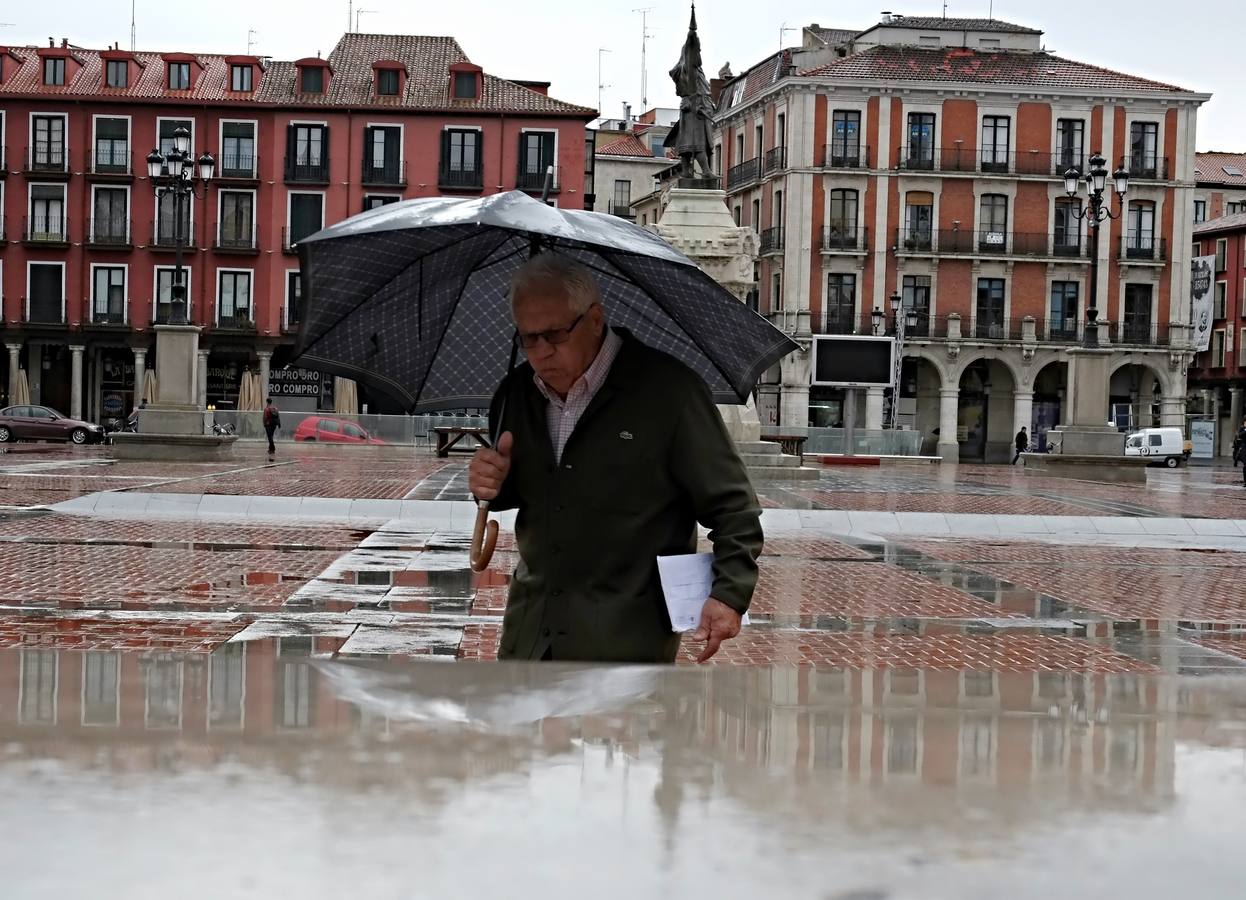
0, 615, 240, 652
788, 490, 1111, 516
903, 540, 1246, 568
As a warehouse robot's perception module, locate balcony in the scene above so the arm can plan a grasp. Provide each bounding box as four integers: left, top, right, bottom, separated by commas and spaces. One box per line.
283, 307, 301, 334
726, 157, 760, 191
1110, 321, 1169, 347
284, 156, 329, 184
1120, 236, 1168, 263
896, 147, 1091, 177
759, 227, 785, 255
971, 317, 1025, 341
821, 226, 868, 253
151, 220, 197, 251
1044, 318, 1082, 343
362, 159, 407, 187
1125, 154, 1169, 181
22, 297, 66, 326
893, 229, 1093, 260
214, 222, 258, 253
516, 164, 560, 193
87, 218, 132, 248
822, 144, 870, 169
24, 143, 70, 177
89, 147, 132, 177
218, 152, 259, 181
215, 313, 256, 332
810, 311, 866, 335
762, 146, 787, 175
89, 306, 128, 327
606, 202, 635, 221
23, 216, 69, 246
439, 165, 484, 191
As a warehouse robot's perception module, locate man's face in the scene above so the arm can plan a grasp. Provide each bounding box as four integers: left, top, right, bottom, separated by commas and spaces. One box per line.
513, 280, 605, 397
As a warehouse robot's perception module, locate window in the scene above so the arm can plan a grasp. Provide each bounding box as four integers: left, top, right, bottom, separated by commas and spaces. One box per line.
1054, 200, 1082, 254
441, 128, 481, 187
732, 205, 741, 226
518, 131, 555, 189
612, 179, 631, 215
751, 198, 761, 233
1229, 201, 1245, 216
155, 268, 189, 324
221, 121, 256, 177
28, 263, 64, 324
827, 188, 858, 247
453, 71, 477, 98
29, 184, 66, 241
168, 62, 191, 90
903, 275, 931, 336
1216, 238, 1228, 272
824, 273, 856, 334
158, 119, 193, 169
776, 113, 786, 149
754, 124, 763, 157
219, 191, 254, 248
978, 194, 1008, 250
94, 117, 128, 172
886, 718, 919, 775
144, 658, 183, 729
19, 651, 57, 724
919, 35, 940, 47
218, 271, 253, 323
1056, 118, 1084, 171
92, 266, 126, 323
230, 64, 253, 92
376, 68, 400, 96
980, 115, 1010, 172
1049, 282, 1079, 340
1194, 200, 1207, 224
106, 59, 128, 88
276, 639, 315, 729
1123, 283, 1154, 342
32, 114, 66, 170
959, 718, 995, 779
773, 190, 783, 228
830, 110, 861, 166
82, 653, 120, 726
288, 193, 324, 246
771, 272, 782, 309
907, 112, 936, 169
209, 644, 245, 729
1213, 330, 1226, 367
1129, 122, 1159, 177
978, 37, 1000, 49
92, 187, 128, 243
734, 132, 744, 164
363, 126, 402, 183
286, 271, 303, 327
155, 192, 191, 246
903, 191, 933, 249
363, 194, 399, 211
300, 66, 324, 93
287, 124, 328, 180
1126, 202, 1156, 257
975, 278, 1006, 338
1214, 281, 1228, 319
1240, 328, 1246, 366
43, 57, 65, 85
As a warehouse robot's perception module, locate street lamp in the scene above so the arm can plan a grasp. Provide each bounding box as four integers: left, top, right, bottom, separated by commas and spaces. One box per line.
147, 126, 214, 326
871, 306, 885, 335
886, 290, 918, 429
1063, 151, 1128, 349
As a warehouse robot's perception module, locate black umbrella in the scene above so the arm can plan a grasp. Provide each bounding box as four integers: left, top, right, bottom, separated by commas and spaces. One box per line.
294, 190, 798, 567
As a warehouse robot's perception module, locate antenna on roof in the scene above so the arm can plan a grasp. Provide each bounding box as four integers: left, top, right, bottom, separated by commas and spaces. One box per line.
247, 28, 259, 55
130, 0, 136, 51
347, 0, 352, 32
779, 22, 798, 53
355, 7, 376, 31
597, 48, 611, 118
632, 7, 655, 109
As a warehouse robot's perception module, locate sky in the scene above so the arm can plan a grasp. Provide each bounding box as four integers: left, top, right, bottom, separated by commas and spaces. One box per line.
2, 0, 1242, 149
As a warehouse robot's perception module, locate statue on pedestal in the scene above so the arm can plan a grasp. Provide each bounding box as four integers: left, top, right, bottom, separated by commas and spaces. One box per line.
663, 4, 715, 180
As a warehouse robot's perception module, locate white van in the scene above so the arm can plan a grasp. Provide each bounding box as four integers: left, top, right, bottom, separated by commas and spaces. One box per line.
1124, 427, 1190, 468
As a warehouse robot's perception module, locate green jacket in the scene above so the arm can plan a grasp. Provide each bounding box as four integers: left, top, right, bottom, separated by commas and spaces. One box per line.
489, 329, 763, 663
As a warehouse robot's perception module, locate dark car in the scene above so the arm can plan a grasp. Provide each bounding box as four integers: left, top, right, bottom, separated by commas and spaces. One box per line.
0, 405, 107, 445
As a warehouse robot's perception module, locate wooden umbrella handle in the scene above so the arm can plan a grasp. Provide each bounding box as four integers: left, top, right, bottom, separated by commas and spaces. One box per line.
469, 501, 499, 572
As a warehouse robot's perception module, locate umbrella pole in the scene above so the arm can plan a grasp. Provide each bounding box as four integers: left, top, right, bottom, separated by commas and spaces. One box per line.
469, 337, 519, 573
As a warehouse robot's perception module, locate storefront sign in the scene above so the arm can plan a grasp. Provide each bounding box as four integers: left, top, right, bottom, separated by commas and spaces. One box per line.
269, 367, 325, 398
1190, 418, 1215, 459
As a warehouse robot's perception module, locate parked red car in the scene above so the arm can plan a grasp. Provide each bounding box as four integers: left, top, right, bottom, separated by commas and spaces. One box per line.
292, 416, 386, 444
0, 405, 107, 445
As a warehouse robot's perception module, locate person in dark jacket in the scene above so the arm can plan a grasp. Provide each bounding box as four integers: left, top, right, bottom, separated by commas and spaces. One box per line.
1012, 427, 1029, 465
262, 397, 280, 455
468, 254, 763, 664
1234, 420, 1246, 485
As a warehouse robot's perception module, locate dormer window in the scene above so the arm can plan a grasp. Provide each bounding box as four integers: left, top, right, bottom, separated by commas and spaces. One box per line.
43, 57, 65, 85
453, 71, 477, 99
106, 59, 128, 88
169, 62, 191, 90
377, 68, 400, 96
230, 64, 253, 91
301, 66, 324, 93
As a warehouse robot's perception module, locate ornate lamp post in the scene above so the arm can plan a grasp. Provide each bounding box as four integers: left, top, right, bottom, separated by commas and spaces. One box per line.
1063, 152, 1129, 349
147, 127, 214, 326
887, 290, 919, 428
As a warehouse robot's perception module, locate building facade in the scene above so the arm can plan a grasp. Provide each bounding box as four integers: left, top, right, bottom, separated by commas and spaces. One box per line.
1193, 152, 1246, 225
593, 128, 675, 224
0, 34, 594, 419
712, 15, 1208, 461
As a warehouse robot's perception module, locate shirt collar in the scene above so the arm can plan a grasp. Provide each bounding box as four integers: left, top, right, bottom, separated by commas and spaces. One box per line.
533, 327, 623, 405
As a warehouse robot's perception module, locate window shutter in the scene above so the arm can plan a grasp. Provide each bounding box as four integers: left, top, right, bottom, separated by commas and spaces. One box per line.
440, 129, 450, 177
321, 125, 330, 169
285, 123, 296, 177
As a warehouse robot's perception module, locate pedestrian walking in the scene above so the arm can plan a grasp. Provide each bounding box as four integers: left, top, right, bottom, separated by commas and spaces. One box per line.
262, 397, 281, 455
1234, 419, 1246, 485
1012, 426, 1029, 465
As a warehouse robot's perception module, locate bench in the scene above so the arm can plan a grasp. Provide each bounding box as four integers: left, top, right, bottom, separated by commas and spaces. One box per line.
434, 425, 492, 458
760, 433, 808, 457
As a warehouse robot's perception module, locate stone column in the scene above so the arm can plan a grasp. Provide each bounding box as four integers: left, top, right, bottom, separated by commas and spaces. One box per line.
865, 386, 885, 431
69, 345, 85, 420
1213, 390, 1224, 456
1160, 395, 1186, 429
133, 348, 147, 402
938, 387, 960, 463
5, 344, 20, 405
1013, 390, 1034, 444
197, 350, 210, 409
1230, 386, 1244, 436
257, 351, 272, 405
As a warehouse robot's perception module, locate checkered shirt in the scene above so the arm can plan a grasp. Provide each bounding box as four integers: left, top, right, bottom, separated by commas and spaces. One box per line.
534, 328, 623, 464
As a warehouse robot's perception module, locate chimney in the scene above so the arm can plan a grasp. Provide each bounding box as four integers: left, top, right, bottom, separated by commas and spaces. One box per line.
61, 38, 69, 49
623, 102, 632, 125
880, 11, 892, 24
48, 37, 55, 47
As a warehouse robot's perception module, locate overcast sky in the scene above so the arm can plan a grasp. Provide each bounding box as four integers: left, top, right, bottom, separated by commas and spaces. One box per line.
4, 0, 1241, 149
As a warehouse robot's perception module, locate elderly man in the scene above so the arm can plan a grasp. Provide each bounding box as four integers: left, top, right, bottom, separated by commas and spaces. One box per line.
469, 254, 763, 664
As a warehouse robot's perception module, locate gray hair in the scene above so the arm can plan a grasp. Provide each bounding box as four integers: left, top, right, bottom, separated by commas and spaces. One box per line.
509, 253, 602, 315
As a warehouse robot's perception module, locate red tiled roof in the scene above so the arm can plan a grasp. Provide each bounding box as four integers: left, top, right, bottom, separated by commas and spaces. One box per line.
806, 26, 861, 47
1195, 152, 1246, 186
800, 46, 1190, 93
1194, 212, 1246, 235
596, 134, 655, 158
719, 48, 793, 111
869, 16, 1041, 34
0, 47, 260, 101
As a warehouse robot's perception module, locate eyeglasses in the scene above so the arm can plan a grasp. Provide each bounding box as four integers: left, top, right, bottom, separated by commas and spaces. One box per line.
515, 311, 587, 350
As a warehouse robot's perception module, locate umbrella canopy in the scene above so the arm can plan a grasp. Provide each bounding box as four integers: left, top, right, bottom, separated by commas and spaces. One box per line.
294, 191, 797, 412
334, 377, 358, 415
237, 370, 261, 411
141, 370, 158, 405
12, 369, 30, 406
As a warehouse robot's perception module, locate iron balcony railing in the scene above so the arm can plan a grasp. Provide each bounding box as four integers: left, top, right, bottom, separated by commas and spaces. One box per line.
1110, 321, 1169, 347
971, 317, 1026, 341
151, 219, 196, 249
759, 226, 785, 255
218, 151, 258, 179
91, 306, 127, 325
895, 146, 1090, 177
1121, 236, 1168, 262
821, 226, 868, 252
215, 313, 256, 330
215, 221, 257, 251
23, 297, 65, 325
762, 146, 787, 175
26, 142, 69, 174
90, 146, 131, 175
152, 303, 195, 326
822, 144, 870, 169
1044, 317, 1082, 343
606, 202, 635, 220
87, 218, 131, 246
284, 156, 330, 183
23, 215, 69, 244
1124, 153, 1170, 181
726, 157, 761, 190
283, 307, 301, 333
516, 164, 559, 192
362, 159, 407, 186
893, 228, 1093, 259
282, 226, 320, 253
439, 165, 484, 189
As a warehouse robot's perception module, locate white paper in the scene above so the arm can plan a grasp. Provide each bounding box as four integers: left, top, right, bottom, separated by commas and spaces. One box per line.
657, 552, 749, 633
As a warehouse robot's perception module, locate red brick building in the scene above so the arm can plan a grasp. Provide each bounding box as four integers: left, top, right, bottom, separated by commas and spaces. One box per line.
1193, 152, 1246, 224
1188, 213, 1246, 455
0, 34, 594, 419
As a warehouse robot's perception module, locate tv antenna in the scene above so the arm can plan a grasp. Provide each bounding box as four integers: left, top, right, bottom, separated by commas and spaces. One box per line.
632, 7, 655, 109
597, 48, 611, 118
129, 0, 135, 50
247, 28, 259, 55
355, 8, 376, 30
779, 22, 798, 52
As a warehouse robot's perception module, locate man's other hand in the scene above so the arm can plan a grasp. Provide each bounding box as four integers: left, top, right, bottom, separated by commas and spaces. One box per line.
468, 431, 513, 501
690, 598, 742, 663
